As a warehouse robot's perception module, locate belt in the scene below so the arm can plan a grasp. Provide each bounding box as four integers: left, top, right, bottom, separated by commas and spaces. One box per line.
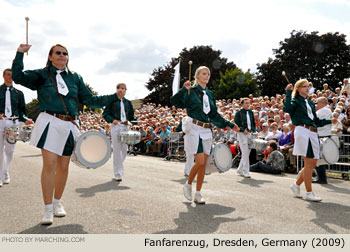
297, 124, 317, 133
192, 119, 211, 129
45, 111, 78, 121
0, 113, 19, 121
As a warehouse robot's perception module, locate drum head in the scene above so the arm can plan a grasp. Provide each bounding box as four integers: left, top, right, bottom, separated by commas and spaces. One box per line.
74, 131, 112, 168
213, 143, 232, 172
321, 137, 339, 165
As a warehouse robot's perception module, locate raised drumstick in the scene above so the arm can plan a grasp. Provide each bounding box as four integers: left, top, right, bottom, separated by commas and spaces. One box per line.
25, 17, 29, 55
282, 70, 290, 83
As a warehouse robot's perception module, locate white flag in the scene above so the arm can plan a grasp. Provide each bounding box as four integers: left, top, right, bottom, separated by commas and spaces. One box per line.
172, 63, 180, 95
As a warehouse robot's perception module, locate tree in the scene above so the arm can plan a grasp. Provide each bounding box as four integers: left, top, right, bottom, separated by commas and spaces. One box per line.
213, 68, 259, 100
144, 45, 237, 106
26, 98, 40, 121
256, 30, 350, 96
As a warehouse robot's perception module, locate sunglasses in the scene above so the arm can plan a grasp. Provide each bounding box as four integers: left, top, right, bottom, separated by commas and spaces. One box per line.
55, 51, 68, 56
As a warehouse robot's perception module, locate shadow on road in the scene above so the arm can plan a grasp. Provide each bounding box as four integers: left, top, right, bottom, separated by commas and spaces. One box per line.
307, 202, 350, 233
171, 177, 204, 185
320, 183, 350, 195
75, 180, 130, 198
155, 202, 245, 234
20, 154, 42, 158
236, 178, 273, 188
18, 224, 88, 234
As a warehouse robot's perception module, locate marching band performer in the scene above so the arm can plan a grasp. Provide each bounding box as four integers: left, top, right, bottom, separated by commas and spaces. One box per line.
103, 83, 137, 182
284, 79, 336, 202
234, 98, 256, 178
171, 66, 237, 204
0, 68, 32, 187
12, 44, 119, 225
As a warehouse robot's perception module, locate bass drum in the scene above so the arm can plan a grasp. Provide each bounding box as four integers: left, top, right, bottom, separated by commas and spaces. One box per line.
319, 136, 339, 165
71, 131, 112, 169
206, 143, 232, 175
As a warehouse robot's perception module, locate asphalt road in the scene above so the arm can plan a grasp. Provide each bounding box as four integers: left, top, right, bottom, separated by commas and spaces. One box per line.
0, 142, 349, 234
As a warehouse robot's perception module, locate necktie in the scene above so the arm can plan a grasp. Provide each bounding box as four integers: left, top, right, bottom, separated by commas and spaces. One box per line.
305, 99, 314, 120
203, 91, 210, 114
120, 99, 126, 121
246, 111, 251, 130
56, 70, 69, 96
5, 87, 11, 117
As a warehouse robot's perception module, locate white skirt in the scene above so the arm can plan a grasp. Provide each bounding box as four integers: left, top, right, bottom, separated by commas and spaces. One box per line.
293, 126, 320, 159
184, 123, 212, 155
30, 112, 80, 156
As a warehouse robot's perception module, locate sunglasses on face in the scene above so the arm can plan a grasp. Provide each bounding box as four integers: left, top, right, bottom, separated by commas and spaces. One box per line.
55, 51, 68, 56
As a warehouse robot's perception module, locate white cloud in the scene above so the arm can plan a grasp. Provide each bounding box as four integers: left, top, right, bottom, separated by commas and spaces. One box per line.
0, 0, 349, 103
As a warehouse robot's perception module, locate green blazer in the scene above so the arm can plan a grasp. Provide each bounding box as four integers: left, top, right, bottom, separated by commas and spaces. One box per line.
234, 108, 256, 133
0, 84, 28, 122
170, 85, 235, 129
283, 90, 330, 128
103, 98, 137, 123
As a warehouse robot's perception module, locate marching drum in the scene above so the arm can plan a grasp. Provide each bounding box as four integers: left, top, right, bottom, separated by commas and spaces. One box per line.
18, 127, 32, 142
250, 137, 268, 152
206, 143, 232, 175
118, 130, 141, 145
319, 137, 339, 165
71, 131, 112, 169
4, 127, 19, 144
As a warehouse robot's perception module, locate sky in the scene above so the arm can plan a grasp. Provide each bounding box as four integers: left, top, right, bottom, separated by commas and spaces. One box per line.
0, 0, 350, 103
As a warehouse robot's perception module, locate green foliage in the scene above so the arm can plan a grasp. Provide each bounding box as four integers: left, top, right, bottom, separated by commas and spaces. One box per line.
25, 98, 40, 121
213, 68, 259, 99
257, 30, 350, 96
144, 45, 237, 106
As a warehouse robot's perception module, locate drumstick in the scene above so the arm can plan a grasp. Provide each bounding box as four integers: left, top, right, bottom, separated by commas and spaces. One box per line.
25, 17, 29, 55
282, 71, 290, 83
188, 61, 192, 95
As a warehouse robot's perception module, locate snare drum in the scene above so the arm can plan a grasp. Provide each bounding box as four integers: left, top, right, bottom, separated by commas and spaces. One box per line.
18, 128, 32, 142
319, 137, 339, 165
118, 130, 141, 145
250, 137, 268, 152
71, 131, 112, 169
4, 127, 19, 144
206, 143, 232, 175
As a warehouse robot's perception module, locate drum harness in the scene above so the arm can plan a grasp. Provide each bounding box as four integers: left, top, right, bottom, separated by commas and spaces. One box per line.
47, 71, 80, 129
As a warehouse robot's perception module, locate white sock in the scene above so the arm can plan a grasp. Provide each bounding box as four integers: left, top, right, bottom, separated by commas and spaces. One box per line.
45, 204, 53, 211
306, 191, 313, 195
186, 182, 192, 186
294, 182, 300, 187
53, 198, 61, 204
195, 191, 201, 195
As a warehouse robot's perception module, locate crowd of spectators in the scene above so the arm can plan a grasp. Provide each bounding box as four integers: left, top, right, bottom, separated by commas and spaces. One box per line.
78, 78, 350, 173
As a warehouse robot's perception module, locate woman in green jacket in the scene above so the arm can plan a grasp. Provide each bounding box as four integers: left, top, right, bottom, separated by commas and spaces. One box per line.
12, 43, 118, 224
284, 79, 336, 202
171, 66, 237, 204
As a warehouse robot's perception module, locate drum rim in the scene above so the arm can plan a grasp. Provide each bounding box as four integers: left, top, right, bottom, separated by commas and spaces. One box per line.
320, 137, 339, 165
74, 130, 112, 168
212, 142, 232, 172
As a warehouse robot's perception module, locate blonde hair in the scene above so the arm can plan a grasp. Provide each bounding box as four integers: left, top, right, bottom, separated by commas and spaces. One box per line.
292, 79, 308, 98
193, 66, 210, 86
